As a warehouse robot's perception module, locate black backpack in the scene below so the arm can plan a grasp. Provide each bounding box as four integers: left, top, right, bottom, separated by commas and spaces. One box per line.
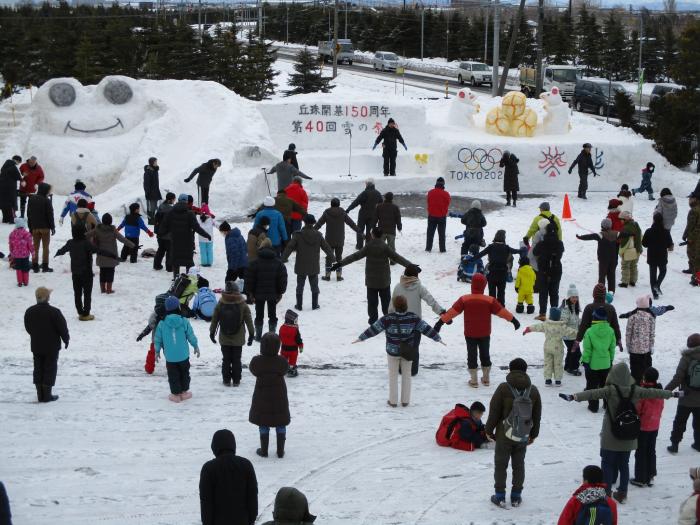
608, 384, 640, 440
218, 303, 242, 336
574, 498, 613, 525
687, 359, 700, 390
74, 211, 90, 232
169, 274, 189, 298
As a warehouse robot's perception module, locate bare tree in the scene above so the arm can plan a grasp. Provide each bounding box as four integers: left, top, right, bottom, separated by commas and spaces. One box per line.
664, 0, 677, 13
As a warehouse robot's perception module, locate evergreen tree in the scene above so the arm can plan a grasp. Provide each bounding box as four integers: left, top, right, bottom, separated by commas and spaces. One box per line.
577, 6, 602, 75
660, 16, 677, 81
602, 13, 628, 80
285, 47, 333, 97
241, 35, 278, 100
74, 34, 100, 84
614, 90, 635, 128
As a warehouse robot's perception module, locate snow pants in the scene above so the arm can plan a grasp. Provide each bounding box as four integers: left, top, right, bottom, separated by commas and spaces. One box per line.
325, 246, 343, 273
517, 290, 533, 306
634, 430, 658, 484
367, 287, 391, 325
601, 449, 631, 495
635, 180, 653, 198
538, 275, 560, 316
598, 260, 617, 293
254, 299, 277, 325
120, 236, 139, 263
621, 259, 639, 285
221, 345, 242, 384
670, 405, 700, 445
281, 348, 299, 367
154, 238, 170, 271
33, 352, 58, 387
72, 272, 93, 316
466, 336, 491, 369
166, 359, 190, 395
494, 438, 527, 494
198, 183, 210, 206
387, 354, 412, 405
487, 276, 506, 307
199, 241, 213, 267
564, 340, 581, 373
629, 353, 652, 384
426, 216, 447, 252
543, 346, 564, 381
584, 366, 610, 412
381, 234, 396, 253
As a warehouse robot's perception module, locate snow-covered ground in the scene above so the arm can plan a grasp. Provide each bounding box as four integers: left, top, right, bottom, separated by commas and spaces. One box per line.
2, 191, 699, 525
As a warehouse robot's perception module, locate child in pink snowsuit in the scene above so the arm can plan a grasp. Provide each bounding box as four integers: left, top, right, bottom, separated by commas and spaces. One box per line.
9, 217, 34, 287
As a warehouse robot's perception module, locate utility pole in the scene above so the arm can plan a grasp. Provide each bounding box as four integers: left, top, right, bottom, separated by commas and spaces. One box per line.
638, 12, 644, 111
498, 0, 526, 96
333, 0, 339, 78
198, 0, 203, 44
420, 8, 425, 61
446, 12, 450, 62
484, 5, 489, 63
535, 0, 544, 96
286, 4, 289, 44
345, 0, 348, 39
491, 0, 500, 96
257, 0, 262, 39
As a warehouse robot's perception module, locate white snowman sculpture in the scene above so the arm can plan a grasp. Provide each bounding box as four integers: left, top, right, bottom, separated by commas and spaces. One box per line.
448, 88, 480, 127
539, 86, 571, 135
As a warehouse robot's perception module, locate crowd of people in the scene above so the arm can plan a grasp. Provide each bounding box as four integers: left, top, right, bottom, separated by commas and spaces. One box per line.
1, 135, 700, 525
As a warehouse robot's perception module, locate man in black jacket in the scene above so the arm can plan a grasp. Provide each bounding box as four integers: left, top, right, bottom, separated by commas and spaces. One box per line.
0, 155, 21, 223
199, 429, 258, 525
27, 182, 55, 273
184, 158, 221, 206
159, 194, 211, 277
373, 118, 407, 177
143, 157, 162, 224
24, 286, 69, 402
246, 239, 288, 340
568, 143, 597, 199
346, 179, 382, 250
315, 197, 359, 281
375, 191, 402, 256
153, 192, 176, 272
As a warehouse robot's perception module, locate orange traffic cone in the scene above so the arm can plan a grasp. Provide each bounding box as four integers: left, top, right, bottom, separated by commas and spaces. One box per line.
562, 194, 573, 221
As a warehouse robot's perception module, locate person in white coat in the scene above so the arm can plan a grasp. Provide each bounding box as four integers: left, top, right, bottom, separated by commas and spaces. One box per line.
388, 264, 445, 376
678, 466, 700, 525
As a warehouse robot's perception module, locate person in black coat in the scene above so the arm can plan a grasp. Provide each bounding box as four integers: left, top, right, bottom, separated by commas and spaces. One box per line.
0, 481, 11, 525
460, 200, 487, 254
184, 158, 221, 205
246, 239, 288, 340
283, 143, 299, 170
55, 226, 118, 320
249, 333, 290, 459
500, 151, 520, 207
159, 194, 211, 277
24, 286, 69, 403
143, 157, 162, 224
153, 192, 176, 272
373, 118, 407, 177
568, 143, 597, 199
476, 229, 521, 307
533, 223, 564, 318
346, 179, 383, 249
0, 155, 21, 223
27, 182, 55, 273
315, 197, 359, 281
199, 429, 258, 525
577, 218, 619, 294
642, 212, 674, 298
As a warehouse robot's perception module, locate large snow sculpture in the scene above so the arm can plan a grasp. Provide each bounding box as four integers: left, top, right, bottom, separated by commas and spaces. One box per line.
485, 91, 538, 138
539, 87, 571, 135
448, 88, 480, 127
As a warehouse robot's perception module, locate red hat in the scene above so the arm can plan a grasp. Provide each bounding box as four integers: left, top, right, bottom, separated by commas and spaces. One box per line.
607, 199, 622, 210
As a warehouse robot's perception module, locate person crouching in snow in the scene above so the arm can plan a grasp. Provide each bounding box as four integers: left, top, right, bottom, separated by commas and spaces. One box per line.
523, 307, 577, 387
515, 256, 535, 314
117, 202, 153, 263
9, 217, 34, 287
154, 295, 200, 402
197, 209, 215, 267
557, 465, 617, 525
353, 295, 444, 407
436, 401, 489, 451
631, 367, 664, 488
249, 332, 290, 459
457, 244, 484, 283
678, 467, 700, 525
279, 309, 303, 378
209, 281, 254, 387
632, 162, 655, 200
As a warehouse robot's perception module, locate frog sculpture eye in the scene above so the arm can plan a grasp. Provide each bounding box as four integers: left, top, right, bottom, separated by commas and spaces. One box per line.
103, 79, 133, 105
49, 83, 77, 107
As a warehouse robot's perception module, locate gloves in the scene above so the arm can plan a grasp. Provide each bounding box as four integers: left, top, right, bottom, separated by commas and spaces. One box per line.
674, 391, 685, 398
567, 169, 572, 175
51, 229, 55, 236
210, 333, 217, 344
299, 345, 304, 354
64, 341, 69, 349
403, 143, 408, 151
59, 217, 64, 226
617, 342, 624, 353
559, 393, 574, 402
194, 348, 200, 358
183, 178, 189, 183
522, 236, 529, 246
433, 320, 444, 333
247, 335, 254, 346
372, 144, 377, 151
155, 353, 160, 362
666, 305, 675, 311
523, 327, 531, 335
329, 263, 341, 272
511, 318, 521, 330
136, 333, 145, 342
147, 231, 154, 238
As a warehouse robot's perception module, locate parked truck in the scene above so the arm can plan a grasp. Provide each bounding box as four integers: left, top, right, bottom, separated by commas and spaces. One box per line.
519, 65, 579, 100
318, 39, 354, 65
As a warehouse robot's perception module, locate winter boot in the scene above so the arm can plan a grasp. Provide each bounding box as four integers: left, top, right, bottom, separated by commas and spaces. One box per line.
526, 304, 535, 314
512, 200, 517, 208
180, 391, 192, 400
276, 433, 286, 458
41, 263, 53, 273
107, 283, 115, 294
254, 321, 264, 342
321, 271, 331, 281
510, 492, 522, 507
295, 293, 303, 311
287, 366, 298, 378
268, 320, 277, 334
515, 303, 524, 313
468, 369, 479, 388
36, 385, 44, 402
691, 443, 700, 453
481, 366, 491, 386
667, 442, 679, 453
100, 282, 107, 294
257, 433, 269, 457
312, 293, 320, 310
42, 386, 58, 402
336, 270, 343, 281
490, 492, 506, 508
32, 262, 40, 273
648, 194, 654, 201
612, 491, 626, 504
168, 394, 182, 403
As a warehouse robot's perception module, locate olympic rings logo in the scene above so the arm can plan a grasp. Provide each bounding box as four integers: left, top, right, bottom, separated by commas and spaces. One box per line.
457, 147, 503, 171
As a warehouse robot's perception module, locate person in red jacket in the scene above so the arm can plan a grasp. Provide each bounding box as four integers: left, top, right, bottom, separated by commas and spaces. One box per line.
632, 366, 665, 487
426, 176, 451, 253
606, 199, 624, 232
435, 273, 520, 388
285, 177, 308, 234
279, 309, 303, 378
558, 465, 618, 525
19, 156, 45, 218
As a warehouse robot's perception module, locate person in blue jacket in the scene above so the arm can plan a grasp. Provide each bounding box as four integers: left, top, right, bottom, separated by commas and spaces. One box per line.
219, 221, 248, 283
59, 180, 93, 224
154, 295, 200, 403
117, 203, 153, 263
632, 162, 655, 201
254, 196, 287, 254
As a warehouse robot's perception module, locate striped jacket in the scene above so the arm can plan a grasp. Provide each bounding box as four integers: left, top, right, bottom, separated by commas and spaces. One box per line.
359, 312, 441, 356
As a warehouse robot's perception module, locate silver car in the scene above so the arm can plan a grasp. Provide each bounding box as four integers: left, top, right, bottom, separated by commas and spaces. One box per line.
457, 61, 492, 86
372, 51, 400, 72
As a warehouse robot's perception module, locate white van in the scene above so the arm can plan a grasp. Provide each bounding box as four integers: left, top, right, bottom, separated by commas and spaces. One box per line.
372, 51, 400, 72
457, 61, 492, 86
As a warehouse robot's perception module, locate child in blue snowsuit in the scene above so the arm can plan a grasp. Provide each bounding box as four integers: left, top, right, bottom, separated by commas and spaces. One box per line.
117, 203, 153, 263
458, 244, 485, 283
632, 162, 655, 200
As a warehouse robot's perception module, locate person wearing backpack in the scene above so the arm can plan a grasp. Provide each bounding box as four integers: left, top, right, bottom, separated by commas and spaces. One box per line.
631, 367, 665, 488
485, 358, 542, 508
210, 282, 254, 387
557, 465, 618, 525
665, 333, 700, 454
678, 466, 700, 525
524, 202, 563, 241
70, 198, 98, 232
560, 362, 676, 504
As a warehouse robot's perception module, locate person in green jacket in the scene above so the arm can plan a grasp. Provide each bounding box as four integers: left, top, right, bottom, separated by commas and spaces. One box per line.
522, 307, 577, 386
618, 210, 643, 287
580, 307, 617, 413
523, 202, 563, 241
560, 362, 677, 504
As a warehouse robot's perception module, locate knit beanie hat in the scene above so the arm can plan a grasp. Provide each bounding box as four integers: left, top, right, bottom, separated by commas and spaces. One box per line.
539, 201, 550, 211
13, 217, 26, 229
471, 199, 481, 210
566, 284, 579, 298
549, 307, 562, 322
404, 264, 421, 277
636, 295, 652, 309
605, 292, 614, 304
225, 281, 240, 294
304, 214, 316, 225
620, 210, 632, 221
608, 199, 622, 210
285, 309, 298, 324
165, 295, 180, 312
601, 218, 612, 230
592, 307, 608, 321
178, 193, 188, 202
688, 334, 700, 348
593, 283, 606, 301
264, 196, 275, 207
435, 177, 445, 187
509, 358, 528, 372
